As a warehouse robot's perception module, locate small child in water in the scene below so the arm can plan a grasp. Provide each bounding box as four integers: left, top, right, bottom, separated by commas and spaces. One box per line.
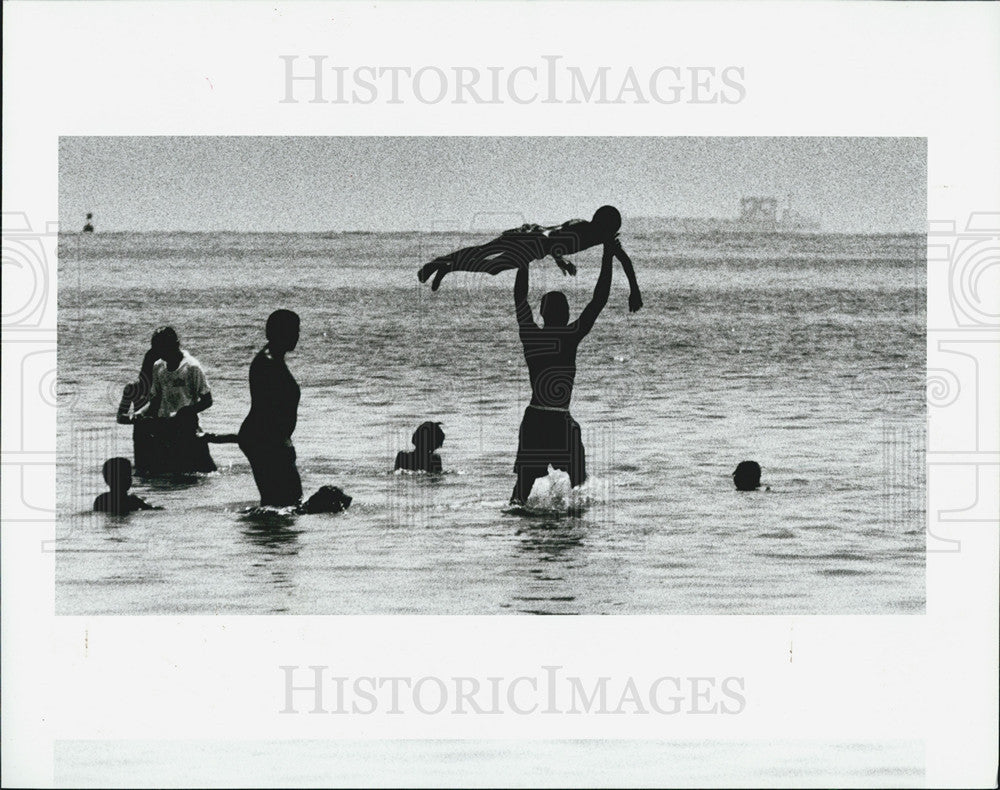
394, 421, 445, 473
93, 457, 158, 514
732, 460, 763, 491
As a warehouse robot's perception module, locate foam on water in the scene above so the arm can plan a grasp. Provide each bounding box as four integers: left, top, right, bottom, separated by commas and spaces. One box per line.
510, 466, 606, 516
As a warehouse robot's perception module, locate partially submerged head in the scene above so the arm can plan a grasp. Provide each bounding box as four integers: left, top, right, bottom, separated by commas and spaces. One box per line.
732, 460, 762, 491
266, 309, 300, 354
151, 326, 182, 365
540, 291, 570, 327
412, 421, 445, 454
301, 485, 352, 514
591, 205, 622, 240
102, 457, 133, 493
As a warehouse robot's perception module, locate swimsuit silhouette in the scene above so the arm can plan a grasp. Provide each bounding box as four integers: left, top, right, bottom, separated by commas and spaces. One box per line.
510, 242, 615, 505
238, 310, 304, 508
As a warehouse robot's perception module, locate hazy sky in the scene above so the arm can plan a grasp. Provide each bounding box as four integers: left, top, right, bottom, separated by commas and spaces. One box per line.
60, 137, 925, 233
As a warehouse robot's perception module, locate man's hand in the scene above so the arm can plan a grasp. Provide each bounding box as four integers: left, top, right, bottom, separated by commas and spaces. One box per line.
629, 290, 643, 313
116, 413, 134, 425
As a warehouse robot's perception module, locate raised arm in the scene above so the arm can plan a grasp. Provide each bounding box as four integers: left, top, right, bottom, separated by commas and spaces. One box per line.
575, 242, 614, 340
548, 218, 584, 276
610, 238, 642, 312
513, 261, 537, 332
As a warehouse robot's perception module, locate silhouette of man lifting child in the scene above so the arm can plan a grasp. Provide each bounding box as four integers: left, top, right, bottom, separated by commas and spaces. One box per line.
509, 240, 619, 504
420, 205, 642, 505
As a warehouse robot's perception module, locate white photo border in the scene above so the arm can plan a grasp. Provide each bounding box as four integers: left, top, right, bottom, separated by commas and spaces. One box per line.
2, 1, 998, 787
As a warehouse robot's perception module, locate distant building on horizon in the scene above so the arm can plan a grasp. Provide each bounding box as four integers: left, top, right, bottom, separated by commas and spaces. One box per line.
740, 195, 820, 232
631, 196, 821, 234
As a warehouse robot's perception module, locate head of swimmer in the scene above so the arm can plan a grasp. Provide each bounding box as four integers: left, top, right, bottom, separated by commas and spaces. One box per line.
412, 421, 445, 456
102, 457, 133, 495
266, 309, 300, 356
588, 204, 622, 244
540, 291, 570, 328
732, 460, 762, 491
151, 326, 182, 367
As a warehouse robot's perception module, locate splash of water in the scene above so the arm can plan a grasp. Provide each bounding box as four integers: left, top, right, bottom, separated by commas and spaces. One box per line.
520, 466, 602, 515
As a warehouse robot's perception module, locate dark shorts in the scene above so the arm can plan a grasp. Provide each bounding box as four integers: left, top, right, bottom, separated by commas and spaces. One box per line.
513, 405, 586, 486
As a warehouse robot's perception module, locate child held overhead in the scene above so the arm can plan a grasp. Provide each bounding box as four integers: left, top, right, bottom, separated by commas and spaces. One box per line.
418, 206, 642, 313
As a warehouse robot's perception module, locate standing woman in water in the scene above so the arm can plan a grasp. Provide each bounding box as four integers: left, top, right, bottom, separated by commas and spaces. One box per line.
117, 327, 166, 474
238, 309, 303, 507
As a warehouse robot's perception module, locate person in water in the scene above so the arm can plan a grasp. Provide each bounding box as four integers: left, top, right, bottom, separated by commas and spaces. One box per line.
418, 205, 643, 313
124, 327, 217, 474
299, 485, 353, 514
238, 309, 304, 508
83, 213, 94, 233
732, 460, 762, 491
117, 326, 170, 473
394, 421, 445, 472
93, 457, 158, 514
510, 241, 615, 505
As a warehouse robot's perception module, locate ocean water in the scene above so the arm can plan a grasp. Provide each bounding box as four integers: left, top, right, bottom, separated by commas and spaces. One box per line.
56, 230, 925, 614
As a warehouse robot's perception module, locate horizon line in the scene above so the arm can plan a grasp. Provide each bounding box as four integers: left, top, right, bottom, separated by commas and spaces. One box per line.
59, 223, 926, 236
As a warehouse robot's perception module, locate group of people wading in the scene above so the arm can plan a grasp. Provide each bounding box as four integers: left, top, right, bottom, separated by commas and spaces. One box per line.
114, 311, 323, 511
103, 206, 644, 515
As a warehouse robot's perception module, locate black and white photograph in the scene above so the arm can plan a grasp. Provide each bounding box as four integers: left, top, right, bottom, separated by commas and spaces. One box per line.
57, 136, 926, 616
3, 1, 998, 788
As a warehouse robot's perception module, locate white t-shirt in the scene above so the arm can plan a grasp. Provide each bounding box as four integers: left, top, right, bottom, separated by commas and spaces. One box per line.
150, 350, 210, 418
